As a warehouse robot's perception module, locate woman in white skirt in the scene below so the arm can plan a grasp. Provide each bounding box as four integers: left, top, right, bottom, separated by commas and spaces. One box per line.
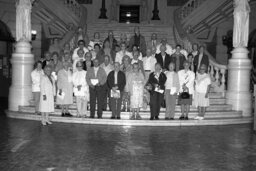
72, 61, 89, 117
39, 65, 55, 125
31, 61, 44, 115
194, 64, 211, 120
57, 61, 73, 117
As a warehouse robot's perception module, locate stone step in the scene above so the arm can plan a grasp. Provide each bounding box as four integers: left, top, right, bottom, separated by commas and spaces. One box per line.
22, 104, 232, 112
7, 111, 252, 127
19, 106, 242, 119
87, 23, 175, 45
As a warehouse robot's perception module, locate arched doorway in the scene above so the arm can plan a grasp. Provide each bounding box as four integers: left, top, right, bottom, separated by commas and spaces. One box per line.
0, 20, 15, 99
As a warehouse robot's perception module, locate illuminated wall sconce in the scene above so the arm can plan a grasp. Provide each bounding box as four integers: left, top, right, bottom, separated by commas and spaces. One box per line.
31, 30, 37, 41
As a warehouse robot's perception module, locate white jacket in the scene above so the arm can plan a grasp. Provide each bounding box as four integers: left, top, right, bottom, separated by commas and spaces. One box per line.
31, 69, 44, 92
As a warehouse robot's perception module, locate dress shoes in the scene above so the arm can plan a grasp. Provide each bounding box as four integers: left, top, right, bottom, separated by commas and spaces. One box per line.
61, 113, 65, 117
150, 117, 154, 120
155, 116, 159, 120
117, 117, 121, 119
110, 116, 115, 119
179, 116, 185, 120
89, 116, 95, 118
170, 118, 174, 120
184, 116, 189, 120
65, 113, 72, 117
165, 117, 169, 120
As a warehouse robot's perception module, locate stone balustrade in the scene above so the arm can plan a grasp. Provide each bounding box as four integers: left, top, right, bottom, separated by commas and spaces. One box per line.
173, 8, 227, 94
180, 0, 206, 20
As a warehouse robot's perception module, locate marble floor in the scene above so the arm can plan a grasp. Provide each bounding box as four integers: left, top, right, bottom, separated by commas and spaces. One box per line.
1, 98, 256, 171
0, 114, 255, 171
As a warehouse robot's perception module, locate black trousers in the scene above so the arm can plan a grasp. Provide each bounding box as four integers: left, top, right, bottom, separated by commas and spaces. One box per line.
149, 92, 164, 118
89, 86, 104, 118
102, 83, 109, 110
110, 93, 123, 117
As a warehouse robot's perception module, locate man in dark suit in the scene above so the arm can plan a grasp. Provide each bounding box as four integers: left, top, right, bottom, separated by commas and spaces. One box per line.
146, 63, 167, 120
155, 44, 172, 71
107, 62, 126, 119
128, 27, 147, 56
194, 46, 209, 73
86, 59, 107, 118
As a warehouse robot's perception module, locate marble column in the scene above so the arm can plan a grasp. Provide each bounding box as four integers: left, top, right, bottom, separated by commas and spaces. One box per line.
226, 0, 251, 117
9, 0, 34, 111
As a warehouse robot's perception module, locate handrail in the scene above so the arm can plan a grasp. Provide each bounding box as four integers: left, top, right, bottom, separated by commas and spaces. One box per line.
173, 8, 227, 92
174, 8, 227, 70
180, 0, 206, 20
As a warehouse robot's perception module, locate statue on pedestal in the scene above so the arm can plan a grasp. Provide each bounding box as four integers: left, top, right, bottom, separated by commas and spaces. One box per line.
233, 0, 250, 48
16, 0, 32, 42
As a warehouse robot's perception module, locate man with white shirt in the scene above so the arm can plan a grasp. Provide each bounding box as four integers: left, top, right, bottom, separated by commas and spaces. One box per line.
156, 38, 174, 55
72, 40, 89, 61
155, 45, 172, 71
142, 48, 157, 81
86, 59, 107, 118
115, 42, 133, 64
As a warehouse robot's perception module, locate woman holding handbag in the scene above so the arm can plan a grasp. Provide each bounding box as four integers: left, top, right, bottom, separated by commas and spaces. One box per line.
178, 61, 195, 120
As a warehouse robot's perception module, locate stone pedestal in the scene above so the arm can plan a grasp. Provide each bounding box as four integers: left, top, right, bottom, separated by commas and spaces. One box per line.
226, 47, 252, 117
9, 40, 34, 111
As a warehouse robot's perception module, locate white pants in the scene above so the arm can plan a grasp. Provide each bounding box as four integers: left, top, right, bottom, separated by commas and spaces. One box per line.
76, 96, 88, 116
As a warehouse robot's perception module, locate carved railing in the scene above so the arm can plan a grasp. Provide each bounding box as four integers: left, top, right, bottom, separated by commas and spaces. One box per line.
180, 0, 206, 20
174, 8, 227, 93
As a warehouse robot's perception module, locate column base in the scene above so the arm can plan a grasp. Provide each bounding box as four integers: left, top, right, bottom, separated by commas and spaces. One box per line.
226, 47, 252, 117
8, 40, 34, 111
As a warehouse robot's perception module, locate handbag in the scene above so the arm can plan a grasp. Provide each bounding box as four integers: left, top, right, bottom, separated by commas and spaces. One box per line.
179, 91, 190, 99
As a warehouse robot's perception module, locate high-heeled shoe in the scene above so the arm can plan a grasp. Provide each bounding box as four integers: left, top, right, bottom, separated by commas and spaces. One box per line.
41, 120, 47, 126
46, 120, 52, 125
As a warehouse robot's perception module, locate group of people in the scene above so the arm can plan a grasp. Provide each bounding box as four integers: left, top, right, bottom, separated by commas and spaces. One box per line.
31, 26, 211, 126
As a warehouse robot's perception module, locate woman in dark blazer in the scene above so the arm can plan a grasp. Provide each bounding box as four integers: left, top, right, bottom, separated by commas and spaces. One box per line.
107, 62, 126, 119
146, 63, 167, 120
193, 46, 209, 73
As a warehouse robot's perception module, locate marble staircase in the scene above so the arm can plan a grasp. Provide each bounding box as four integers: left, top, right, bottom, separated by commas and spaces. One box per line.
87, 23, 175, 47
6, 92, 253, 126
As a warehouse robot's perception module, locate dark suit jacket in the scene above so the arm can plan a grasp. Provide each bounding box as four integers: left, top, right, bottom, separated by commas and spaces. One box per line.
194, 54, 209, 73
128, 34, 147, 56
86, 67, 107, 86
103, 37, 118, 51
147, 72, 167, 93
170, 53, 186, 72
107, 71, 126, 92
155, 53, 172, 70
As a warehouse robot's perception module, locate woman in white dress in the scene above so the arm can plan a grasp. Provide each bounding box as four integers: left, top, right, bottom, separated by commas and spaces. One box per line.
72, 61, 89, 117
178, 61, 195, 120
31, 61, 44, 115
57, 61, 73, 117
127, 63, 145, 120
39, 65, 55, 125
194, 64, 211, 120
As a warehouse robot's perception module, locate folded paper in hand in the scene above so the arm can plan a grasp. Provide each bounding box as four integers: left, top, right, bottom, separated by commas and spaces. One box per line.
111, 90, 120, 98
154, 87, 164, 94
57, 90, 65, 100
91, 79, 99, 86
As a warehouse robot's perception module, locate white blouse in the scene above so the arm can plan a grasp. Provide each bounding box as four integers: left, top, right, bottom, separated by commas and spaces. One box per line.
178, 69, 195, 95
